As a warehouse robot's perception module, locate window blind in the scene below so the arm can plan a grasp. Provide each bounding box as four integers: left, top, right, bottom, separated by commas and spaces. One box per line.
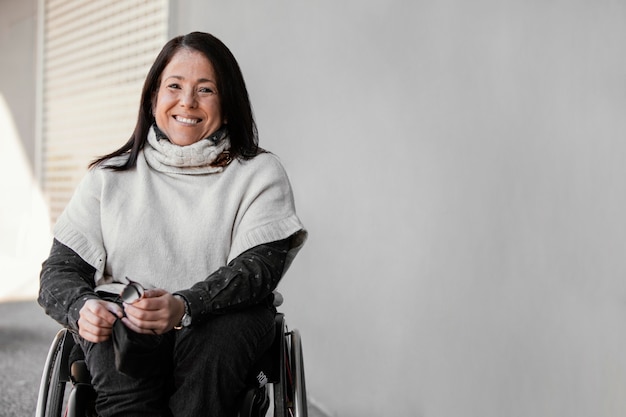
41, 0, 168, 223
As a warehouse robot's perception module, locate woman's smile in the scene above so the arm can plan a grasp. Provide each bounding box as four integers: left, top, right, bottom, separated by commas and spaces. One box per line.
174, 115, 202, 125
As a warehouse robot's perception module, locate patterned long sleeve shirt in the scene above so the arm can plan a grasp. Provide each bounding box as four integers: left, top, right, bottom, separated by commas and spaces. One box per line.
38, 238, 291, 332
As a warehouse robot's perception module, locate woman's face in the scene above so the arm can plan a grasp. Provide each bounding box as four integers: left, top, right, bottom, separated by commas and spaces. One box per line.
153, 48, 224, 146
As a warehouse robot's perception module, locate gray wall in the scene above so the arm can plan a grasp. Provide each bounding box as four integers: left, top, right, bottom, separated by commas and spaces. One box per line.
172, 1, 626, 416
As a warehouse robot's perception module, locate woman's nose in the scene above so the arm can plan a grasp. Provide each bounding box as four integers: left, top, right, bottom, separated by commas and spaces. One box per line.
180, 90, 197, 108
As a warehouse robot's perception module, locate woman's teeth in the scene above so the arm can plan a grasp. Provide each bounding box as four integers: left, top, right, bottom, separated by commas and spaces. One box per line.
175, 116, 200, 124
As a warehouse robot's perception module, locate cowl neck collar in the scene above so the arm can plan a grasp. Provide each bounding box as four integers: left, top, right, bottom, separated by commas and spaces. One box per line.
144, 125, 232, 174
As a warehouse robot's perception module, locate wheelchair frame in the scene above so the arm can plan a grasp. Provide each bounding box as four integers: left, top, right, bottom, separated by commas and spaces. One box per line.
35, 313, 308, 417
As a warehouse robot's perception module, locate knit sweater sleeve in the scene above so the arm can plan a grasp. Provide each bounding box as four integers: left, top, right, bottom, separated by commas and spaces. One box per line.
38, 239, 100, 332
174, 237, 291, 324
228, 154, 306, 272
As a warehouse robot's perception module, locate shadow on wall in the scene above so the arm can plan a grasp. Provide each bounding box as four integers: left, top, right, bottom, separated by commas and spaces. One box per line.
0, 93, 51, 302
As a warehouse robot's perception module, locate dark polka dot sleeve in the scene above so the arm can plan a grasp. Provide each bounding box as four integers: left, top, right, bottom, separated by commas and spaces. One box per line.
38, 239, 100, 331
174, 237, 291, 325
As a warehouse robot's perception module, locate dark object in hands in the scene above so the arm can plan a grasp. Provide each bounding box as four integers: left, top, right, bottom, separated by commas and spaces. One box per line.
113, 279, 168, 378
111, 319, 168, 378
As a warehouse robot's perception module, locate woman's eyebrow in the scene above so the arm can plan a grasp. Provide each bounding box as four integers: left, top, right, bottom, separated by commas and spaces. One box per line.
164, 75, 215, 83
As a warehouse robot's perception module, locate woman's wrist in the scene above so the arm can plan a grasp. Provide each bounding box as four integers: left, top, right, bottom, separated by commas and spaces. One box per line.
173, 294, 191, 328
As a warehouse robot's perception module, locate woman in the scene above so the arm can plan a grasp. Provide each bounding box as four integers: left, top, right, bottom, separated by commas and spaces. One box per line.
38, 31, 307, 417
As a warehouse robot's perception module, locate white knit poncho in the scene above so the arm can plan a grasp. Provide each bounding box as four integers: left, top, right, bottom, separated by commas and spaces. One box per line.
54, 127, 307, 293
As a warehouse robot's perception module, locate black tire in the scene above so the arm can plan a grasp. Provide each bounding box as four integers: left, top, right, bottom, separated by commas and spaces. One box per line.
289, 329, 308, 417
36, 329, 70, 417
44, 348, 67, 417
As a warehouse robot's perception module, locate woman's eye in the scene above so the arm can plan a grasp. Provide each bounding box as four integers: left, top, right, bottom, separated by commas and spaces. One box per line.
167, 83, 181, 89
199, 87, 214, 94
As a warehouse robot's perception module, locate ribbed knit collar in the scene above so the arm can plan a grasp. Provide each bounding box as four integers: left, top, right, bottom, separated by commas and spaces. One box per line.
144, 125, 232, 174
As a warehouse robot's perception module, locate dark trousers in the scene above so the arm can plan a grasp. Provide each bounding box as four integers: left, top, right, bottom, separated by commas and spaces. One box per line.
77, 304, 276, 417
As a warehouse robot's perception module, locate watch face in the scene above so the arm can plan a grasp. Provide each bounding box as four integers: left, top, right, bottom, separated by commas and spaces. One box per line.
182, 314, 192, 327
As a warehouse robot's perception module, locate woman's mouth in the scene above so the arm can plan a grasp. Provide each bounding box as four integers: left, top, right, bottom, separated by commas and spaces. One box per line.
174, 115, 201, 125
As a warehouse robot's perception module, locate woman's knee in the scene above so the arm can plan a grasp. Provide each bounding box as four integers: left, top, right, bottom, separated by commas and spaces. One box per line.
169, 305, 276, 415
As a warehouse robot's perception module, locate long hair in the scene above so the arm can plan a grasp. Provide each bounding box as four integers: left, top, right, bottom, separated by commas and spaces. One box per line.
90, 32, 258, 170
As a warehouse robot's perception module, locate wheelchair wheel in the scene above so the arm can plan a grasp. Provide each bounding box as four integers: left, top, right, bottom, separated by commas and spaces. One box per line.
273, 323, 308, 417
36, 329, 74, 417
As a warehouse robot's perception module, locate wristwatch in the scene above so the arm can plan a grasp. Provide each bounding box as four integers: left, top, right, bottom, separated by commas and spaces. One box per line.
173, 294, 192, 329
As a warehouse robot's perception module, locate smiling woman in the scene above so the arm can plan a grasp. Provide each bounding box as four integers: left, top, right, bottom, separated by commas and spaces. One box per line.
37, 32, 307, 417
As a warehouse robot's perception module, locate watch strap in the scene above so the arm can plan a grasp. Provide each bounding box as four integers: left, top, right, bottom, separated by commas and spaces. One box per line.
173, 294, 191, 329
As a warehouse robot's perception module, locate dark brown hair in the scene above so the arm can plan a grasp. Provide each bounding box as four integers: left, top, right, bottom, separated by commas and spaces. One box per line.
90, 32, 258, 169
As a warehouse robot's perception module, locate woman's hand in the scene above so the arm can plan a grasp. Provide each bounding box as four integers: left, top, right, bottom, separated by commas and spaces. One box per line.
78, 299, 124, 343
121, 289, 185, 335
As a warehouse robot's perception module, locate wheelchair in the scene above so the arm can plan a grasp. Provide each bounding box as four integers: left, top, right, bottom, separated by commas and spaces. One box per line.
35, 312, 308, 417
